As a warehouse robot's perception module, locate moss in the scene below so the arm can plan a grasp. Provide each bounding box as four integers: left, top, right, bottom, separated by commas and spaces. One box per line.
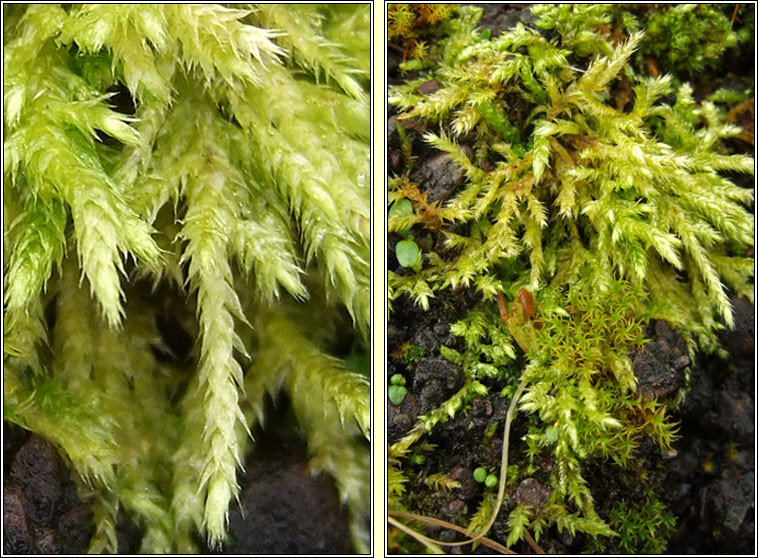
4, 4, 369, 553
591, 489, 677, 553
634, 4, 753, 77
388, 3, 753, 553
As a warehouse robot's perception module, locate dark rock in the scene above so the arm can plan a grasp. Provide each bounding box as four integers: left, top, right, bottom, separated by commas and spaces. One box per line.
514, 478, 550, 513
3, 486, 32, 554
222, 437, 353, 555
115, 509, 142, 554
470, 398, 493, 419
419, 382, 446, 411
4, 431, 93, 555
473, 3, 535, 39
4, 423, 29, 476
11, 437, 61, 525
449, 466, 478, 502
438, 529, 458, 543
409, 148, 473, 204
415, 357, 465, 392
717, 390, 754, 443
387, 115, 428, 176
388, 322, 407, 353
447, 498, 466, 515
680, 361, 716, 422
718, 296, 754, 364
432, 321, 449, 337
718, 469, 754, 536
414, 357, 465, 413
633, 320, 689, 400
57, 505, 93, 551
33, 527, 58, 554
388, 392, 421, 443
411, 326, 439, 354
417, 79, 440, 96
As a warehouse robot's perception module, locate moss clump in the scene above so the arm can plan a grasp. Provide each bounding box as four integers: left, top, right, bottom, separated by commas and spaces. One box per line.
635, 4, 753, 77
4, 4, 369, 553
388, 4, 455, 60
591, 488, 677, 554
388, 3, 753, 553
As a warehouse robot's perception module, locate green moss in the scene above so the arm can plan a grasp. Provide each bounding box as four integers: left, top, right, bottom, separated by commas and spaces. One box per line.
4, 4, 369, 553
388, 3, 753, 553
603, 489, 677, 553
636, 4, 753, 76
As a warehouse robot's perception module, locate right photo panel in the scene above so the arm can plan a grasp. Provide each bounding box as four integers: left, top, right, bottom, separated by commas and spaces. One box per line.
386, 4, 755, 555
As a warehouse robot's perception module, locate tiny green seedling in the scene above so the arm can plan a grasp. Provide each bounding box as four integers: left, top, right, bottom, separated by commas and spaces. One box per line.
389, 199, 414, 236
473, 467, 488, 483
390, 373, 407, 386
389, 384, 408, 405
484, 474, 499, 488
396, 238, 421, 268
545, 425, 559, 442
389, 199, 422, 268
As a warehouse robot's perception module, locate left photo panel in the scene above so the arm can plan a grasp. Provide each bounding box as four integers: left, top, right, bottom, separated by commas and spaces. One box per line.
3, 3, 372, 555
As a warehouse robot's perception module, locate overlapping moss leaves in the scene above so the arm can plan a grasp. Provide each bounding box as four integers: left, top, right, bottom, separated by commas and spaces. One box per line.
388, 4, 753, 553
4, 3, 369, 553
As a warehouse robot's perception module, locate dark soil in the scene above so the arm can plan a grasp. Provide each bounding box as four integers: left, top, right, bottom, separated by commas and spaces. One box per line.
664, 296, 755, 555
219, 427, 353, 555
387, 5, 754, 554
3, 425, 92, 555
3, 407, 353, 555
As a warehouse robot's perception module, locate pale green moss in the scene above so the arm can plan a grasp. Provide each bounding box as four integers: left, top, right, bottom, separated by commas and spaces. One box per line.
4, 4, 369, 553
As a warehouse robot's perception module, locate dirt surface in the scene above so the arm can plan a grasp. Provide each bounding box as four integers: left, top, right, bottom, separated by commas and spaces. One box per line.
3, 408, 354, 555
3, 424, 92, 554
663, 296, 755, 555
219, 429, 353, 555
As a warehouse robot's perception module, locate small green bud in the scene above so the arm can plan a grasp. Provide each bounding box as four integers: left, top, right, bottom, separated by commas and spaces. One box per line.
390, 373, 406, 386
389, 199, 414, 237
410, 453, 426, 465
396, 239, 421, 268
545, 425, 559, 442
389, 199, 413, 219
485, 473, 498, 488
388, 384, 408, 405
473, 467, 487, 483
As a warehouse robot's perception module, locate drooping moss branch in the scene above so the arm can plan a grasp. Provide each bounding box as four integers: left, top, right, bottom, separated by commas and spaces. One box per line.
4, 3, 370, 553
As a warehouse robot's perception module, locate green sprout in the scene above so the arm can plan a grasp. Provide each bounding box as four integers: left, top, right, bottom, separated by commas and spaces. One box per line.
389, 198, 414, 236
389, 385, 409, 406
545, 425, 559, 443
396, 238, 422, 268
484, 474, 499, 488
410, 453, 426, 466
473, 467, 488, 483
391, 373, 407, 386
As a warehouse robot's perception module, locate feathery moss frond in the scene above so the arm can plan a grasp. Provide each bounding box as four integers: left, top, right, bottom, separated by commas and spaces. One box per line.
4, 4, 369, 553
223, 64, 370, 329
4, 193, 66, 317
171, 97, 250, 546
389, 3, 752, 553
252, 4, 368, 101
